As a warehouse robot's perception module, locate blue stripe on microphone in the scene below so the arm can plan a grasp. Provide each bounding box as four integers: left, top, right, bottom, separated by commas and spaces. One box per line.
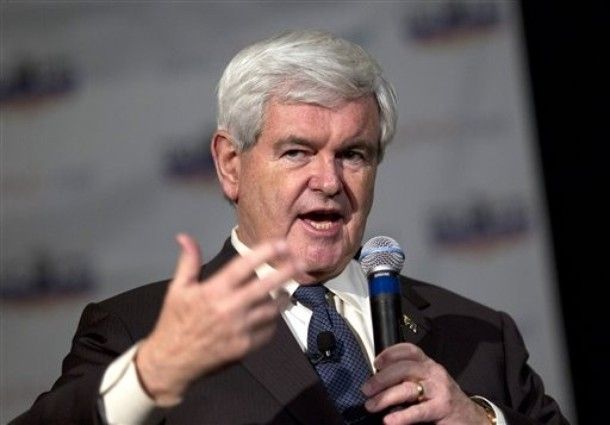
368, 273, 401, 295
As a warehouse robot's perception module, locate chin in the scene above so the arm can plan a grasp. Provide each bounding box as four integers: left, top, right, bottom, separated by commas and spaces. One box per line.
299, 256, 351, 284
294, 268, 341, 285
303, 248, 341, 267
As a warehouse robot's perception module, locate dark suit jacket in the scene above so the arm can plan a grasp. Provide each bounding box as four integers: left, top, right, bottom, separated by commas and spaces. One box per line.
11, 239, 568, 424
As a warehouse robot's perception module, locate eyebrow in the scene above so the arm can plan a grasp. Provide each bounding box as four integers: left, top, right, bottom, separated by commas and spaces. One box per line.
273, 135, 379, 158
272, 136, 315, 155
342, 140, 377, 154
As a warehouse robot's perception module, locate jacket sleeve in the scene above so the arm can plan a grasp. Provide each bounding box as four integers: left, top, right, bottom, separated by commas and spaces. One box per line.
496, 311, 570, 425
9, 302, 137, 425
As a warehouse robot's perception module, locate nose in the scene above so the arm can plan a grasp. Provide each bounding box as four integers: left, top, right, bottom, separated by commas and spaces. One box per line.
308, 156, 342, 196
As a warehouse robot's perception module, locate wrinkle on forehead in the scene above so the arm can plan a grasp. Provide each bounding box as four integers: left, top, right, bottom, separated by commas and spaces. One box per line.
261, 96, 380, 148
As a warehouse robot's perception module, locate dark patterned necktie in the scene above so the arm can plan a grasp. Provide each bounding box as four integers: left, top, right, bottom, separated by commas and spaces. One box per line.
293, 285, 372, 423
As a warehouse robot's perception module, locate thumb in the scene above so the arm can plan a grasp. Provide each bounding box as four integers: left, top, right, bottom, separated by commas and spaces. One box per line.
172, 233, 202, 288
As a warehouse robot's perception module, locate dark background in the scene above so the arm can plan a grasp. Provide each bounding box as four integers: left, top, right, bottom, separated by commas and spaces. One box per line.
521, 2, 607, 423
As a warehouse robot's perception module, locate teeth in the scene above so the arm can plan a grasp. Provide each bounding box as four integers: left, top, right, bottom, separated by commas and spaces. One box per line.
306, 220, 334, 230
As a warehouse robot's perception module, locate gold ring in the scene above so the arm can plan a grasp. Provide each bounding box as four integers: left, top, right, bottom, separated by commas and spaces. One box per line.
416, 382, 425, 402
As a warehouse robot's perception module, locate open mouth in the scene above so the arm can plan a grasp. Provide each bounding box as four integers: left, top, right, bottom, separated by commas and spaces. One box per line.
298, 211, 344, 231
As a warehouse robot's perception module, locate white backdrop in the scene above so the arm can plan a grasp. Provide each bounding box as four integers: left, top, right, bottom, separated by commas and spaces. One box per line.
1, 2, 574, 423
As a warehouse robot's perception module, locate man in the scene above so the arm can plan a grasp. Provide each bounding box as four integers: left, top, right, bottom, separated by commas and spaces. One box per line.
12, 30, 568, 425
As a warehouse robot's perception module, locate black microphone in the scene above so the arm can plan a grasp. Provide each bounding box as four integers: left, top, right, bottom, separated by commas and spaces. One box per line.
308, 330, 337, 364
317, 331, 336, 358
359, 236, 405, 355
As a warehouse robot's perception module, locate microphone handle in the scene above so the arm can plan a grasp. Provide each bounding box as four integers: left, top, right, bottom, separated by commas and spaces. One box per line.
368, 271, 402, 355
369, 271, 405, 415
370, 292, 402, 354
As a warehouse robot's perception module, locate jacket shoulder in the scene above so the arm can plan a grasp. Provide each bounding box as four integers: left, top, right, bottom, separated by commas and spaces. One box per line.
401, 275, 504, 324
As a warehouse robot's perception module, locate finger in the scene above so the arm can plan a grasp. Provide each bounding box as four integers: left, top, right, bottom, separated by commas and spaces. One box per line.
247, 288, 291, 315
248, 319, 278, 349
245, 300, 281, 328
364, 381, 424, 413
235, 258, 303, 306
383, 401, 434, 425
375, 343, 426, 370
217, 240, 290, 288
172, 233, 203, 288
274, 289, 291, 311
362, 361, 425, 397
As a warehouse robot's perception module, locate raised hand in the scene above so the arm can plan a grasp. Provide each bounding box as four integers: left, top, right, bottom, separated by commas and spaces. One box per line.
136, 233, 301, 405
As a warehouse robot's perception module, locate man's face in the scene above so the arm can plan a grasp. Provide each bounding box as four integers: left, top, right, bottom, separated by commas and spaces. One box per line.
232, 96, 380, 284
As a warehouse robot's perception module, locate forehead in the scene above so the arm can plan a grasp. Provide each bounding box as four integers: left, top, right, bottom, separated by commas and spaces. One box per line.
260, 96, 381, 143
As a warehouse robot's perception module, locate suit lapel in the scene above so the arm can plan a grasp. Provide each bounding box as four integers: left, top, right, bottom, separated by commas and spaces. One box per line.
398, 276, 443, 358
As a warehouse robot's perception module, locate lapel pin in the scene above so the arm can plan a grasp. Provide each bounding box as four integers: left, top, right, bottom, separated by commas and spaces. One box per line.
402, 314, 418, 334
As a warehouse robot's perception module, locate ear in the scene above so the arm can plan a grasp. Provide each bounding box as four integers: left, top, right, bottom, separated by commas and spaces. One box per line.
211, 130, 241, 202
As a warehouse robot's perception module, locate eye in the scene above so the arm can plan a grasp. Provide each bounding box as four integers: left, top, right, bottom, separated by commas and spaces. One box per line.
282, 149, 309, 160
340, 149, 366, 163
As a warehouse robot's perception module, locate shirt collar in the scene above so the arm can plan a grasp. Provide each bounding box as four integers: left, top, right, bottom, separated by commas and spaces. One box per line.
230, 226, 368, 311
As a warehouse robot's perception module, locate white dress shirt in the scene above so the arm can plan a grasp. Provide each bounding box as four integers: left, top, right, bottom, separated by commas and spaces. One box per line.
99, 228, 506, 424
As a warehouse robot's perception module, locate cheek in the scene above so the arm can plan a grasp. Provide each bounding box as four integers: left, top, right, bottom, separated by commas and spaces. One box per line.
351, 172, 376, 216
260, 173, 300, 226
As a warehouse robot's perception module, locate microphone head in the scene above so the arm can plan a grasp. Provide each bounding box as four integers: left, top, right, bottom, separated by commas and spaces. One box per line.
359, 236, 405, 277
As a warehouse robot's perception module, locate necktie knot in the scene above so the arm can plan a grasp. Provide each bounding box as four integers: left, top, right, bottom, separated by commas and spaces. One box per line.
293, 285, 328, 309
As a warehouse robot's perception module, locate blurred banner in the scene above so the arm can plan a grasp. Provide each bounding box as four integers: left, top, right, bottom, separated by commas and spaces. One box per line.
0, 2, 574, 422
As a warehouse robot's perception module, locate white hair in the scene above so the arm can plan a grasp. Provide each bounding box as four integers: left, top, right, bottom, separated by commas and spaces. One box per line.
216, 30, 398, 159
